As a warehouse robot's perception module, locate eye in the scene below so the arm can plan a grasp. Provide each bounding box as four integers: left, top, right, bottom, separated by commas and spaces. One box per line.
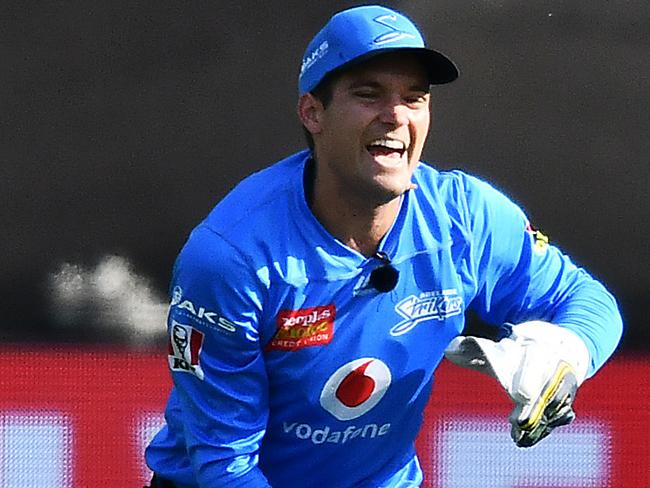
404, 93, 428, 106
352, 89, 379, 101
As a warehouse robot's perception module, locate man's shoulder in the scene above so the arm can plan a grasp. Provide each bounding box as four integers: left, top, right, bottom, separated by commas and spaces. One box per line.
414, 163, 505, 206
414, 163, 478, 200
205, 150, 308, 230
178, 150, 310, 269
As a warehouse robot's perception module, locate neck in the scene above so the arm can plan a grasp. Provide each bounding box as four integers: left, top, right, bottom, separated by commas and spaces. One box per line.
305, 159, 402, 257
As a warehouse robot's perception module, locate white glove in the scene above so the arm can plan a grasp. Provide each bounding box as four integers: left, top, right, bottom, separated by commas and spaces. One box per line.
444, 321, 590, 447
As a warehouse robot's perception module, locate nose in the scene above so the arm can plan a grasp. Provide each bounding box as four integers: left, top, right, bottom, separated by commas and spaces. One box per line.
378, 97, 410, 127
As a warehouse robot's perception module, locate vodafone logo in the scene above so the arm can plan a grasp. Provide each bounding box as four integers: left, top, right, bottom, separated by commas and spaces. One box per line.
320, 358, 391, 421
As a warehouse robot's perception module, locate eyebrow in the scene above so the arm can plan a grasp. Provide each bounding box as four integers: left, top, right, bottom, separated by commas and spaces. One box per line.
346, 80, 430, 92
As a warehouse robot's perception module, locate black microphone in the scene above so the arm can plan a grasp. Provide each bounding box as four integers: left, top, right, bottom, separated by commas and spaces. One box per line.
368, 252, 399, 293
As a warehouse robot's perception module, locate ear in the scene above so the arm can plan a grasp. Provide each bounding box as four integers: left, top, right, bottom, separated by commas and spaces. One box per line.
297, 93, 324, 136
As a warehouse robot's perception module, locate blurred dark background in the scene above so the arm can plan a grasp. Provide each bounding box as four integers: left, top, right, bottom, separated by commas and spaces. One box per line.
2, 1, 648, 349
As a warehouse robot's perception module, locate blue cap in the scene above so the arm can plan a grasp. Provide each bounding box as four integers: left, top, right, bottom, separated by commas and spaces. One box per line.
298, 5, 458, 95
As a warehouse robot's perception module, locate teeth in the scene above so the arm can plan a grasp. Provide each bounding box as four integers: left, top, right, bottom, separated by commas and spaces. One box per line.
367, 139, 406, 151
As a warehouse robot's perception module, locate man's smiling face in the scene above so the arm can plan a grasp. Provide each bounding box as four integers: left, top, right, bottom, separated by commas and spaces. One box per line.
309, 52, 431, 206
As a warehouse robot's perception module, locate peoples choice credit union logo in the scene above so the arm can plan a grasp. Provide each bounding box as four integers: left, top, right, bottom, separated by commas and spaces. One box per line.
267, 305, 335, 352
320, 358, 391, 421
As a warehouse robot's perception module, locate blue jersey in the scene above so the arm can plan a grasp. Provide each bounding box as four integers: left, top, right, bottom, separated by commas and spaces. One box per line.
145, 150, 622, 487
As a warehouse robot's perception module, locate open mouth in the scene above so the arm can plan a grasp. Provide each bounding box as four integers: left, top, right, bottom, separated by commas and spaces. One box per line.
365, 138, 407, 160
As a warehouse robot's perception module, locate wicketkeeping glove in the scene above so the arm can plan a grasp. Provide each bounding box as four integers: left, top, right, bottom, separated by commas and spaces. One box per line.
444, 321, 590, 447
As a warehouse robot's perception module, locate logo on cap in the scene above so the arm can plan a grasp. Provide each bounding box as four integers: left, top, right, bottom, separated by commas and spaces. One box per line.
300, 40, 329, 75
320, 358, 391, 421
373, 14, 417, 45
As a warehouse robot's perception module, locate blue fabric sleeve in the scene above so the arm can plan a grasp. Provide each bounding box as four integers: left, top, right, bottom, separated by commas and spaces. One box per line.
167, 224, 272, 487
458, 173, 623, 376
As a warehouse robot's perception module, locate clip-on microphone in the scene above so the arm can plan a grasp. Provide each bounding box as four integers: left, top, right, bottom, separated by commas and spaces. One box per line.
368, 251, 399, 293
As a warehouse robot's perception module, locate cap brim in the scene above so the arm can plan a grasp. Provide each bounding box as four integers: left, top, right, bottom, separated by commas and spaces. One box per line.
315, 47, 458, 91
414, 48, 459, 85
364, 47, 459, 85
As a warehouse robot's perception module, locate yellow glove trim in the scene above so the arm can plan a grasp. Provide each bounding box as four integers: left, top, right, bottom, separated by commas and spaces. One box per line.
517, 360, 574, 430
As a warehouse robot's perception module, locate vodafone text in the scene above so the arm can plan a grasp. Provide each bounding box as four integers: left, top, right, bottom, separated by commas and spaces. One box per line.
282, 421, 390, 445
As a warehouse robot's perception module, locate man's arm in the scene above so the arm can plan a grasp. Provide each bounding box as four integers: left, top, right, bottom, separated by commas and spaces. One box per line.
167, 225, 272, 486
446, 173, 623, 446
458, 173, 622, 372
